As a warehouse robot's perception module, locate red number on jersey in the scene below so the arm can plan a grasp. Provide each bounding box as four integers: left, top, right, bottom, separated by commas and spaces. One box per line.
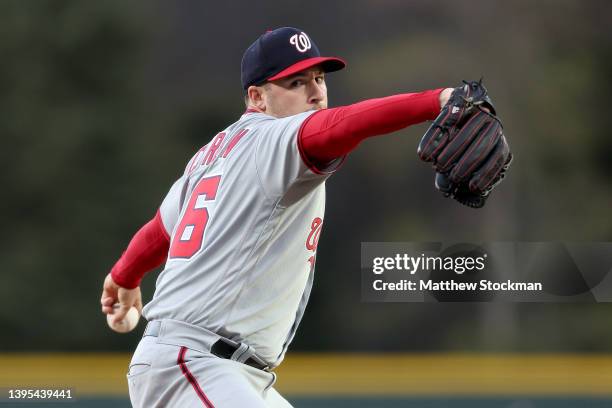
169, 175, 221, 259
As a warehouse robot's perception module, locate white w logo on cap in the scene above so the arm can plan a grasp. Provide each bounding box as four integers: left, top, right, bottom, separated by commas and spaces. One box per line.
289, 32, 312, 53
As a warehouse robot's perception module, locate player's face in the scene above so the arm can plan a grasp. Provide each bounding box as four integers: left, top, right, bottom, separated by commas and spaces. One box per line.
261, 67, 328, 118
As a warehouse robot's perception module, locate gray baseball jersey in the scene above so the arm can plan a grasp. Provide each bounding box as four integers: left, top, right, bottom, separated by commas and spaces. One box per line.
142, 109, 343, 367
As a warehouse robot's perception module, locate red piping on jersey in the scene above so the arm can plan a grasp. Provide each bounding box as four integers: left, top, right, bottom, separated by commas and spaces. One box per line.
109, 209, 170, 289
178, 346, 215, 408
298, 89, 443, 167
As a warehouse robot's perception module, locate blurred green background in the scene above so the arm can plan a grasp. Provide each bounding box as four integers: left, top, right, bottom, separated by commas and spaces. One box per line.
1, 0, 612, 402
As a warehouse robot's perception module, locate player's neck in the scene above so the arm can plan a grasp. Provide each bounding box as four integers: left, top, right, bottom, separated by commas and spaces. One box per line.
245, 105, 264, 114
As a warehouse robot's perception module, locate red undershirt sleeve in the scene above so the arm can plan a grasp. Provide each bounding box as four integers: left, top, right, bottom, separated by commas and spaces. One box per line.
298, 89, 443, 164
110, 209, 170, 289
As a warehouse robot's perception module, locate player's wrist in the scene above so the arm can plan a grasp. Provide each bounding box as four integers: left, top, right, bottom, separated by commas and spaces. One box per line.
439, 88, 453, 108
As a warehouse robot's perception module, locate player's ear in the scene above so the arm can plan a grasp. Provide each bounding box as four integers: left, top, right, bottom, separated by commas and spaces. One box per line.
247, 85, 266, 111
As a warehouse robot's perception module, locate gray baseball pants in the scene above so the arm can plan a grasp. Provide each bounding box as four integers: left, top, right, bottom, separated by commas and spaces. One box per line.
126, 319, 293, 407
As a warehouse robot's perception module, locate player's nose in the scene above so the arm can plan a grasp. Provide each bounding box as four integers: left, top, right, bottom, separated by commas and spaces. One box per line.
308, 80, 325, 105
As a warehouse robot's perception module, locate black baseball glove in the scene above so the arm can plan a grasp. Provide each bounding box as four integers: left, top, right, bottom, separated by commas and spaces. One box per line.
417, 80, 512, 208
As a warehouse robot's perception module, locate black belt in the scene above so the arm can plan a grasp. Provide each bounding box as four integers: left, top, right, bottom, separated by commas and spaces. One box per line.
210, 339, 268, 371
143, 320, 269, 371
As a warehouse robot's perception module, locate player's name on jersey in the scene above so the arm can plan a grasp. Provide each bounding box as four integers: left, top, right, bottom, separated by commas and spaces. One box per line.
186, 128, 250, 175
372, 279, 543, 292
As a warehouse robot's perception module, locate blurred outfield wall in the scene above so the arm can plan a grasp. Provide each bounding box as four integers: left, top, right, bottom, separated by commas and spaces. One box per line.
1, 353, 611, 407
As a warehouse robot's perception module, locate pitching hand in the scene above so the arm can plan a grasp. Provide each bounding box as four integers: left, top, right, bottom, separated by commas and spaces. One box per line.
100, 273, 143, 325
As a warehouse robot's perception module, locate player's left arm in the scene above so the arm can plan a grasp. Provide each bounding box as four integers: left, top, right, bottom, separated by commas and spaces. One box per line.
299, 88, 453, 165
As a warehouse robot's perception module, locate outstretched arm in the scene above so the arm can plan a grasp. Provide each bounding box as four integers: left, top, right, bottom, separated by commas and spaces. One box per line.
299, 88, 453, 165
100, 209, 170, 323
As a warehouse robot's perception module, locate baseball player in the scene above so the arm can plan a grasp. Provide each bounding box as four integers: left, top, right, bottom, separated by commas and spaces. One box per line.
100, 27, 509, 407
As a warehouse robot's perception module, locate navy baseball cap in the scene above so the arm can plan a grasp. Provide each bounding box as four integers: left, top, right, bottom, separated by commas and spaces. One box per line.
241, 27, 346, 90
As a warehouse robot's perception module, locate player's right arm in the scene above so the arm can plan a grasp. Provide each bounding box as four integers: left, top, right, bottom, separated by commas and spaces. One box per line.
100, 210, 169, 323
107, 209, 170, 289
101, 176, 185, 323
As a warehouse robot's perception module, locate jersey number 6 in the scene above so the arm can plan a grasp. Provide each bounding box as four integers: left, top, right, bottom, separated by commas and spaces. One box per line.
169, 175, 221, 259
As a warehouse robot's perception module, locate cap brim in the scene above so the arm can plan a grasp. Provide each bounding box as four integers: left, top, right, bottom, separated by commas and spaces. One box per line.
267, 56, 346, 82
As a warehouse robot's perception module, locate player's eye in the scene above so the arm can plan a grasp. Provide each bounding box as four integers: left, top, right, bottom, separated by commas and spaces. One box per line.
290, 79, 304, 88
315, 76, 324, 84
